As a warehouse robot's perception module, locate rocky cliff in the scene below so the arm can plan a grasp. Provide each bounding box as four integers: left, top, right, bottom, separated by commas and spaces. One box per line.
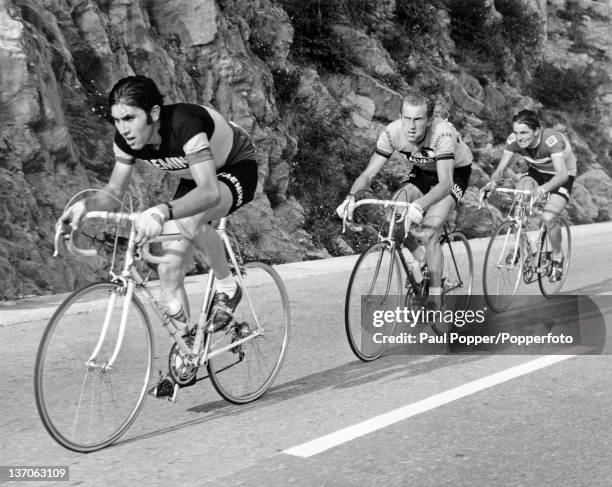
0, 0, 610, 299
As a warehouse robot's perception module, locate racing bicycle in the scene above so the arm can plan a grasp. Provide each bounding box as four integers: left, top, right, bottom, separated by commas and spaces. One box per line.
342, 198, 473, 361
480, 183, 571, 312
34, 200, 290, 452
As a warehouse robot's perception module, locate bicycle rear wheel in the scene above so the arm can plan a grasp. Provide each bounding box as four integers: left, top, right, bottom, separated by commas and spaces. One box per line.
537, 219, 571, 297
483, 222, 523, 312
34, 282, 153, 452
207, 262, 290, 404
345, 241, 403, 361
441, 231, 473, 308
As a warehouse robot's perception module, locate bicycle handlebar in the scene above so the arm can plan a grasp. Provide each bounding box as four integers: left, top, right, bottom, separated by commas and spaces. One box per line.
53, 211, 178, 264
341, 198, 417, 235
478, 186, 537, 214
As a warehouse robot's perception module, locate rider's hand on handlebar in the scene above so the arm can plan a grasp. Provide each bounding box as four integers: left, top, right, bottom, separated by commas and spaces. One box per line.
60, 200, 87, 231
483, 180, 497, 194
531, 186, 548, 203
407, 203, 423, 225
135, 206, 166, 245
336, 194, 356, 221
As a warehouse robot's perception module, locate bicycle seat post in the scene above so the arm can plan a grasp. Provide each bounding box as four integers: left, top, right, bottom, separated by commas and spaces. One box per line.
217, 217, 228, 232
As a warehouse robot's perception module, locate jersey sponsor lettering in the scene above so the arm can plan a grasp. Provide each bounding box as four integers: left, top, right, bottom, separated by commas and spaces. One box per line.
545, 135, 558, 147
375, 118, 472, 170
504, 128, 577, 176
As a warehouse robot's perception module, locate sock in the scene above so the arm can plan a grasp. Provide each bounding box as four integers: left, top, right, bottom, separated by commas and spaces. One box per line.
429, 286, 441, 296
552, 250, 563, 261
216, 275, 237, 298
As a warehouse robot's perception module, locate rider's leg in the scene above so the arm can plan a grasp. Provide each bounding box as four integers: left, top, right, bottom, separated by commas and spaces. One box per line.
542, 193, 568, 256
391, 183, 423, 249
416, 195, 456, 293
156, 231, 194, 322
174, 182, 235, 284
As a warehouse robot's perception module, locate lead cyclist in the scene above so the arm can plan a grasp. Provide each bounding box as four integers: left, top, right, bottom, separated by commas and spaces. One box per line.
337, 91, 473, 309
59, 75, 258, 333
485, 109, 577, 281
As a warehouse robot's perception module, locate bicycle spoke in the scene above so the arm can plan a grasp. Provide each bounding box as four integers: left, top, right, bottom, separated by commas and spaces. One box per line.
345, 242, 402, 361
34, 283, 153, 452
538, 219, 571, 297
483, 222, 523, 312
207, 262, 290, 404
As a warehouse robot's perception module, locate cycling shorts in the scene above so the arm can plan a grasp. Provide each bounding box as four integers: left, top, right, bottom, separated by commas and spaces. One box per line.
174, 159, 258, 214
403, 165, 472, 203
527, 167, 574, 202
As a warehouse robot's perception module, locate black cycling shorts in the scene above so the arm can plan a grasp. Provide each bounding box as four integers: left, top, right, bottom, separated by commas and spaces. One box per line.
527, 166, 574, 202
173, 159, 258, 214
403, 165, 472, 203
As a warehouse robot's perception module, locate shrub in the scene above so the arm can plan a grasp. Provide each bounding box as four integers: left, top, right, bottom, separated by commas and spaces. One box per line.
531, 62, 599, 111
287, 106, 372, 252
276, 0, 374, 73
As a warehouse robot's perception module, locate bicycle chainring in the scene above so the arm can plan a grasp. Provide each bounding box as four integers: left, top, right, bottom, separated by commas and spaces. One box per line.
168, 333, 198, 387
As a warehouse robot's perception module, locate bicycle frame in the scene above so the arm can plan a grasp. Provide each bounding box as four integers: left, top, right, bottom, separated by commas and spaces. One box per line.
59, 212, 263, 372
483, 187, 555, 283
343, 198, 467, 295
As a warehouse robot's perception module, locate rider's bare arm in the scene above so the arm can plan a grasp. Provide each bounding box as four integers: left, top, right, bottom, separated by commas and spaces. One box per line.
413, 159, 454, 210
540, 153, 569, 194
86, 161, 134, 210
159, 157, 222, 221
349, 153, 387, 194
491, 151, 514, 181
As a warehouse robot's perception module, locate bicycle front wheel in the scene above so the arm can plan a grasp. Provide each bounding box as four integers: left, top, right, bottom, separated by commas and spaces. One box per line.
207, 262, 290, 404
345, 241, 403, 361
483, 222, 523, 312
34, 282, 154, 452
537, 219, 571, 297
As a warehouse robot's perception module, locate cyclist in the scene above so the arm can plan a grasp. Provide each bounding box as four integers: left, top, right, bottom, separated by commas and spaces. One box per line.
486, 109, 576, 281
60, 75, 257, 332
337, 91, 473, 308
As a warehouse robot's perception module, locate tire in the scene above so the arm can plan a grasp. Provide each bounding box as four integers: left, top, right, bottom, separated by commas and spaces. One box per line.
345, 241, 403, 361
430, 232, 474, 335
34, 282, 154, 452
538, 219, 571, 297
441, 231, 473, 308
483, 222, 523, 312
207, 262, 290, 404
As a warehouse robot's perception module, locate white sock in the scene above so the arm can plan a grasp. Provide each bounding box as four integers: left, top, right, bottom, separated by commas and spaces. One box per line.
216, 275, 237, 297
552, 251, 563, 261
429, 286, 441, 296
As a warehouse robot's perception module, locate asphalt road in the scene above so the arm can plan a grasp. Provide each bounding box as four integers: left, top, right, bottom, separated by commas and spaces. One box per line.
1, 222, 611, 486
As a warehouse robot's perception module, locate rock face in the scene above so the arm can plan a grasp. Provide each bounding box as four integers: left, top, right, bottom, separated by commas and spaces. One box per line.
0, 0, 610, 298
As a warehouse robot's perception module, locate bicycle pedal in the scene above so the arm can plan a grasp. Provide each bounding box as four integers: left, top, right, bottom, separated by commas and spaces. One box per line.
149, 376, 179, 402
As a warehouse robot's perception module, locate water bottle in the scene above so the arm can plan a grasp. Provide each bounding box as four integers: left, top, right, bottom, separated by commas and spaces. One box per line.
165, 297, 188, 326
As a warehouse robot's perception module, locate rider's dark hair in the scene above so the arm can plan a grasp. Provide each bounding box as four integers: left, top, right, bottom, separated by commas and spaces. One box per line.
401, 92, 435, 119
512, 109, 540, 131
108, 76, 164, 123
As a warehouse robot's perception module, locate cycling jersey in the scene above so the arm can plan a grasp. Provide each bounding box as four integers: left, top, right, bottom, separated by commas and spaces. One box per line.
113, 103, 255, 179
375, 117, 473, 171
504, 128, 577, 176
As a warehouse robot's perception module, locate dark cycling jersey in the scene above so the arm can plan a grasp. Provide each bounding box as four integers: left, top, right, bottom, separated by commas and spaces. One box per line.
375, 117, 472, 171
504, 128, 577, 176
113, 103, 255, 179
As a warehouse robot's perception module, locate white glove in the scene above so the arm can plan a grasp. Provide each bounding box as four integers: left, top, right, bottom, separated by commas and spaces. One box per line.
483, 180, 497, 193
336, 195, 356, 221
60, 200, 87, 231
407, 204, 423, 225
135, 206, 166, 244
532, 186, 548, 202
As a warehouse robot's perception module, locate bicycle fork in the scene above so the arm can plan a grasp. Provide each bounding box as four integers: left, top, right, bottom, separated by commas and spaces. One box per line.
86, 280, 136, 371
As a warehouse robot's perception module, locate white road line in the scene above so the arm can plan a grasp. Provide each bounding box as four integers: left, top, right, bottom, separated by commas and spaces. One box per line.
283, 354, 575, 458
